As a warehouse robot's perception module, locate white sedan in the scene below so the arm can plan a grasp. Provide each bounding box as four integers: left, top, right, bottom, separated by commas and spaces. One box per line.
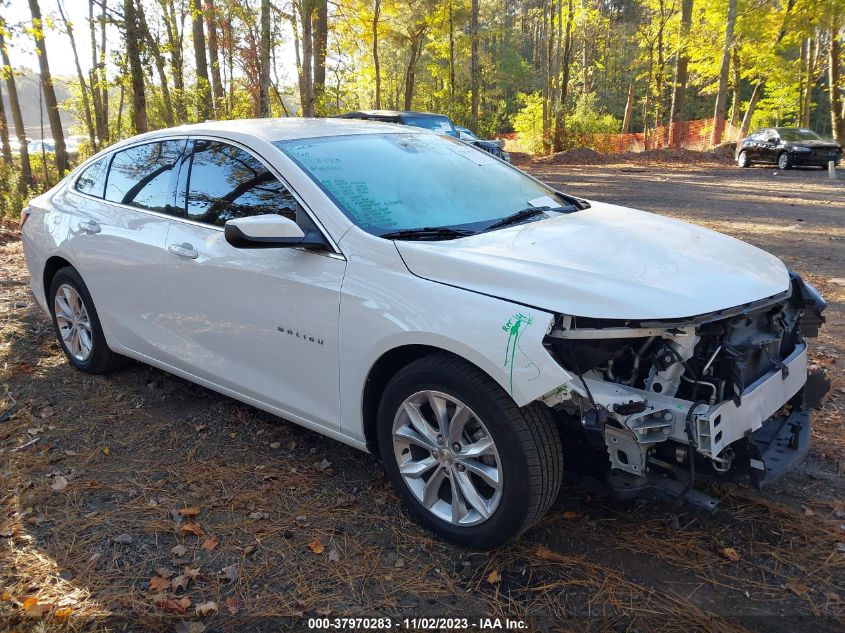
21, 119, 825, 548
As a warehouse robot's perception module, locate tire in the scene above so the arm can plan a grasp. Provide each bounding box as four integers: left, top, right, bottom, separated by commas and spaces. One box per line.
737, 150, 751, 168
376, 352, 563, 549
49, 266, 121, 373
777, 152, 793, 170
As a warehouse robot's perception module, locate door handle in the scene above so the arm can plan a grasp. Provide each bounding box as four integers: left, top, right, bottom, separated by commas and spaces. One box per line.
168, 243, 199, 259
78, 220, 101, 234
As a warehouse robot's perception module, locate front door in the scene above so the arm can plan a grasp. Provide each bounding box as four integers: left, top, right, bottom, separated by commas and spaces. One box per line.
163, 139, 346, 430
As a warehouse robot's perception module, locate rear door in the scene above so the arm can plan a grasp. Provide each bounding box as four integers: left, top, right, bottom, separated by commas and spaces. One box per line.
67, 139, 186, 356
162, 138, 346, 430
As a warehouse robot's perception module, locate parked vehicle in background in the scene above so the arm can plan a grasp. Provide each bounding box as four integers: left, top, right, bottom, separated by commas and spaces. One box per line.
736, 128, 842, 170
21, 118, 826, 549
340, 110, 510, 162
28, 139, 56, 155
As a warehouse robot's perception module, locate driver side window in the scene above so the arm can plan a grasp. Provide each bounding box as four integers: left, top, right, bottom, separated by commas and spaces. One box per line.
185, 140, 300, 227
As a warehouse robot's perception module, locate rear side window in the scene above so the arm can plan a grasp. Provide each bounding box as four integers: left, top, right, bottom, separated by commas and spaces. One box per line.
75, 156, 109, 197
105, 140, 186, 213
185, 140, 299, 227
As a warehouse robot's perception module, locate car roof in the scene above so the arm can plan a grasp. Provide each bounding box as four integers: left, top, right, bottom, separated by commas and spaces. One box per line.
343, 110, 450, 119
118, 117, 420, 145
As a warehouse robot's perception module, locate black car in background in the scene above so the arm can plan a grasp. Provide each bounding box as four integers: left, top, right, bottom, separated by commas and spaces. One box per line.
339, 110, 510, 162
736, 127, 842, 170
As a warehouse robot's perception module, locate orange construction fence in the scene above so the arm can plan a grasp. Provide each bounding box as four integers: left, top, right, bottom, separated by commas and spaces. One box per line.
597, 117, 743, 153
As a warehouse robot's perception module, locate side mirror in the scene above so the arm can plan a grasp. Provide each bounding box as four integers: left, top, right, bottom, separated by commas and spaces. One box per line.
224, 214, 329, 249
766, 136, 779, 143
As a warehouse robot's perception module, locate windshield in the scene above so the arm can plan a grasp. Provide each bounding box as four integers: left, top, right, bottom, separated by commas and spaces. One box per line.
778, 128, 822, 142
401, 115, 457, 137
276, 133, 561, 236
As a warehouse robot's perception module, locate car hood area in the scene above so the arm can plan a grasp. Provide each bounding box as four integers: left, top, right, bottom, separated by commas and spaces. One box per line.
394, 202, 791, 321
789, 140, 842, 150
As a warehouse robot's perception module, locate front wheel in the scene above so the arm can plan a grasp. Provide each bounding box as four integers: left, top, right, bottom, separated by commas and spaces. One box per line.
737, 150, 751, 168
777, 152, 793, 170
49, 267, 121, 373
377, 353, 563, 549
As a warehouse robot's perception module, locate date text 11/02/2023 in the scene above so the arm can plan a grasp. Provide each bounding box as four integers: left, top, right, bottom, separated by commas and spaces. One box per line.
306, 617, 528, 630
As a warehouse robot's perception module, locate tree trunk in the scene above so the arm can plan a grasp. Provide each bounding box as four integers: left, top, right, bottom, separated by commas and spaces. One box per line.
312, 0, 327, 109
448, 0, 454, 108
403, 29, 425, 111
160, 0, 187, 122
728, 47, 740, 136
89, 0, 109, 142
801, 38, 815, 128
191, 0, 212, 120
300, 0, 315, 117
710, 0, 737, 145
470, 0, 479, 126
205, 0, 225, 115
830, 17, 844, 142
739, 80, 763, 138
0, 25, 33, 187
0, 81, 12, 165
553, 0, 574, 150
373, 0, 381, 109
668, 0, 693, 148
124, 0, 147, 133
28, 0, 68, 175
137, 1, 175, 127
621, 83, 634, 134
259, 0, 271, 116
56, 0, 96, 150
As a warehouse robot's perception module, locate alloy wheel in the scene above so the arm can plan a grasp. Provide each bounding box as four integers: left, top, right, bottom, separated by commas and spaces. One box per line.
54, 283, 93, 362
737, 151, 748, 167
392, 390, 503, 526
778, 153, 789, 170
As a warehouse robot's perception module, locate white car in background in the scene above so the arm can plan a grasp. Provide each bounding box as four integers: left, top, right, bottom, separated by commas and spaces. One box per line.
21, 119, 825, 548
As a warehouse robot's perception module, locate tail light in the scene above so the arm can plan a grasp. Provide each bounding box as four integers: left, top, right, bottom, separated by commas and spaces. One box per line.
20, 206, 31, 231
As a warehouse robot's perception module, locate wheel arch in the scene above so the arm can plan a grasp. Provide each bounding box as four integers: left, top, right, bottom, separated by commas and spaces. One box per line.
361, 344, 496, 457
43, 255, 75, 304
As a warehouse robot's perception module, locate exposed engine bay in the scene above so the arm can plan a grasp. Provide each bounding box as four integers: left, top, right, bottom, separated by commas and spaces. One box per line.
540, 273, 827, 506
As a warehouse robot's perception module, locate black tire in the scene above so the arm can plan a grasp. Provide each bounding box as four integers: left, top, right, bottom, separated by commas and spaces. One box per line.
49, 266, 121, 373
737, 150, 751, 168
376, 352, 563, 549
777, 152, 793, 170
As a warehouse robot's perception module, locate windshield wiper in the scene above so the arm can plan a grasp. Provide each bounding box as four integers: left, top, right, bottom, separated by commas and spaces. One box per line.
379, 226, 476, 241
483, 205, 573, 232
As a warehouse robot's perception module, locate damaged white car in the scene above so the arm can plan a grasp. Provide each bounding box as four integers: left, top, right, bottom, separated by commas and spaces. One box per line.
21, 119, 826, 549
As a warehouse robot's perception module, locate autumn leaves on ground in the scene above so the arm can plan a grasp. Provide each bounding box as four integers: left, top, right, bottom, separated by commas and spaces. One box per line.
1, 163, 845, 632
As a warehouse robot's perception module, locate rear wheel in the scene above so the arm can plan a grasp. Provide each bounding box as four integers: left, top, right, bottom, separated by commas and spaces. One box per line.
49, 267, 120, 373
377, 353, 563, 549
737, 150, 751, 168
777, 152, 793, 170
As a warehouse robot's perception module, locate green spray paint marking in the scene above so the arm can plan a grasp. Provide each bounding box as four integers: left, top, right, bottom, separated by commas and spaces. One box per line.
502, 313, 540, 395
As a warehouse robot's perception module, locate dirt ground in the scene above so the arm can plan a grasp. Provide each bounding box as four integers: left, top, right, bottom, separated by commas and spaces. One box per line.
1, 161, 844, 632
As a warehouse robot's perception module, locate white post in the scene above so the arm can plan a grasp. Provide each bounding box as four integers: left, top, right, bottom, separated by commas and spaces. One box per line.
830, 161, 837, 180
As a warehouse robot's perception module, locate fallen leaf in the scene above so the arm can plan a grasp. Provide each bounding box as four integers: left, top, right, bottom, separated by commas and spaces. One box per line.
802, 505, 816, 517
179, 507, 200, 517
823, 591, 842, 602
249, 511, 269, 520
314, 458, 331, 471
195, 601, 218, 616
0, 527, 18, 538
149, 575, 170, 592
102, 447, 110, 455
180, 522, 204, 537
178, 623, 206, 633
270, 442, 280, 449
226, 596, 239, 614
54, 606, 73, 622
561, 511, 580, 519
786, 579, 810, 597
315, 606, 333, 616
50, 475, 68, 492
201, 536, 219, 551
1, 590, 11, 601
22, 596, 51, 618
328, 549, 340, 562
156, 567, 174, 579
156, 595, 191, 613
720, 547, 741, 562
487, 570, 502, 584
219, 564, 239, 582
171, 573, 191, 592
171, 544, 187, 557
112, 533, 133, 545
308, 538, 325, 554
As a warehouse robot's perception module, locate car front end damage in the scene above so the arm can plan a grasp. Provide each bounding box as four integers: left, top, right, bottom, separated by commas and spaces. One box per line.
539, 273, 828, 509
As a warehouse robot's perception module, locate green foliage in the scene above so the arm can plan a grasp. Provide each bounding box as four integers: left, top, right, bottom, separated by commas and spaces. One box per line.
566, 93, 621, 147
512, 92, 545, 155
